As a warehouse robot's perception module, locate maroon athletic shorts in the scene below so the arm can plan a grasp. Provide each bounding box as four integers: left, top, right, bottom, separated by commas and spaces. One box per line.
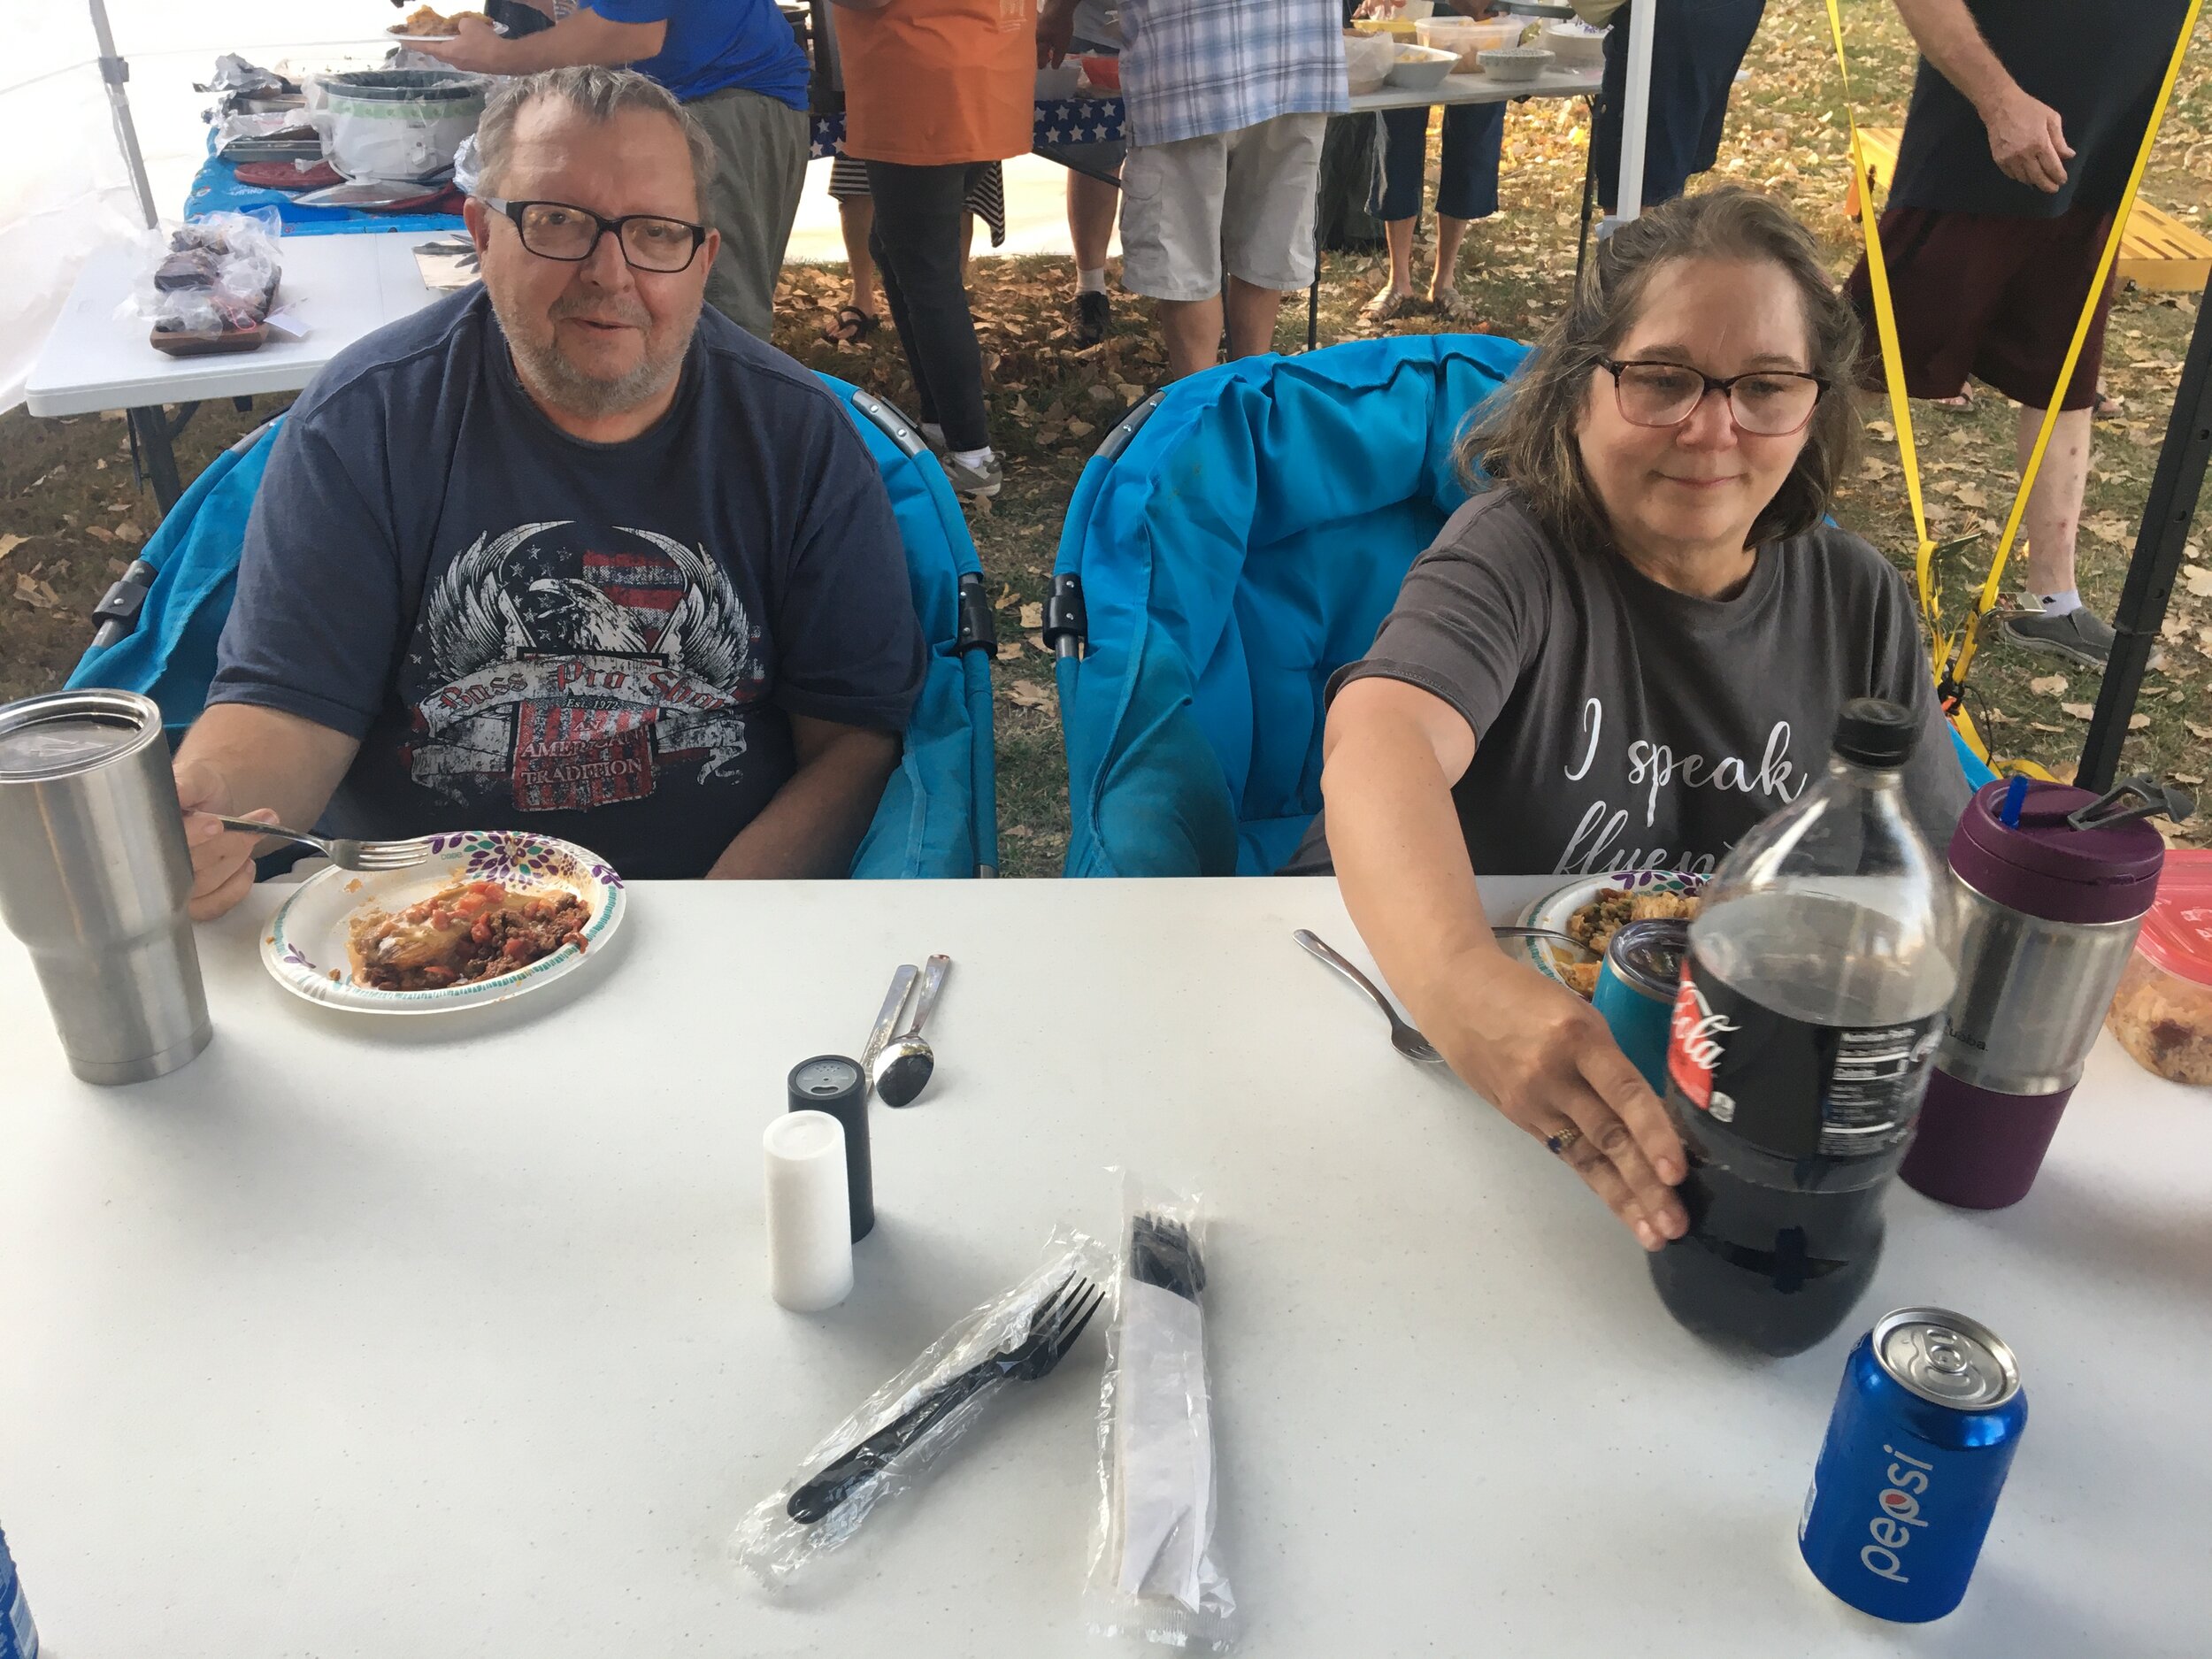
1844, 201, 2118, 412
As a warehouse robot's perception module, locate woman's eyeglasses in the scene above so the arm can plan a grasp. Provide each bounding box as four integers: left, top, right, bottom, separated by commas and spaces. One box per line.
1598, 357, 1829, 437
478, 196, 709, 273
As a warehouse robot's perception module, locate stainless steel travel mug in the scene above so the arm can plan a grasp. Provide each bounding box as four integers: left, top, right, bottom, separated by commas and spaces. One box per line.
0, 689, 211, 1084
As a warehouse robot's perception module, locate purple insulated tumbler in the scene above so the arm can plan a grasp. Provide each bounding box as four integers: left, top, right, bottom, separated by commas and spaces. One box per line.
1902, 780, 2163, 1210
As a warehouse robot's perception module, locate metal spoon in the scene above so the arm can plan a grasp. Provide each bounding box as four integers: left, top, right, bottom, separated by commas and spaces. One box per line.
858, 964, 919, 1102
872, 954, 951, 1108
1293, 930, 1444, 1065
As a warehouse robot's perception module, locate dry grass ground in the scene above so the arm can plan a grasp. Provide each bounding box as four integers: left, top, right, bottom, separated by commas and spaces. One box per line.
4, 0, 2206, 874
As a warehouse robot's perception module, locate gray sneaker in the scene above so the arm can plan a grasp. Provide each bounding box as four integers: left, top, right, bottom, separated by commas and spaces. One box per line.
942, 451, 1002, 498
2002, 606, 2116, 667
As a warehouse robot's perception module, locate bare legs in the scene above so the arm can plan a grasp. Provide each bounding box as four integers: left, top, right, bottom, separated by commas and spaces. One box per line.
2018, 404, 2093, 599
837, 195, 877, 321
1069, 170, 1118, 274
1157, 276, 1286, 380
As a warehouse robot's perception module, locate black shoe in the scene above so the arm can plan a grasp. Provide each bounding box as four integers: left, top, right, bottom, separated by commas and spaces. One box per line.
2001, 607, 2116, 667
1074, 289, 1110, 345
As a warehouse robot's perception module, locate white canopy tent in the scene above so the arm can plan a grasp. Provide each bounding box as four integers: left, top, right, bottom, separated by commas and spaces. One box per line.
1, 4, 401, 413
3, 1, 1661, 417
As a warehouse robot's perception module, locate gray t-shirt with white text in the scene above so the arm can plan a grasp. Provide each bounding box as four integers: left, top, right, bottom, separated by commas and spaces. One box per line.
1287, 488, 1970, 877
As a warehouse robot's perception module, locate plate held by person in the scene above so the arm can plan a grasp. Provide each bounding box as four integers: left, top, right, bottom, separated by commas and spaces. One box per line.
261, 830, 626, 1014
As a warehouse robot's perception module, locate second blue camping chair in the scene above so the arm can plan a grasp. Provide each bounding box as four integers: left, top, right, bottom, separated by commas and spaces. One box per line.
67, 373, 999, 877
1048, 334, 1533, 877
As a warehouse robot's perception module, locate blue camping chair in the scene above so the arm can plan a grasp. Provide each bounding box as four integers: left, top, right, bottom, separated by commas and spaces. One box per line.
1047, 336, 1998, 878
1048, 334, 1532, 877
68, 373, 999, 878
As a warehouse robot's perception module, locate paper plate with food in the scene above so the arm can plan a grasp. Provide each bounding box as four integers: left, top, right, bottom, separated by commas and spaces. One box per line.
1513, 871, 1706, 1000
261, 830, 624, 1014
387, 5, 490, 39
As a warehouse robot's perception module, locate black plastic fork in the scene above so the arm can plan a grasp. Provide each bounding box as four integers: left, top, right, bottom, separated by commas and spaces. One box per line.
786, 1274, 1104, 1525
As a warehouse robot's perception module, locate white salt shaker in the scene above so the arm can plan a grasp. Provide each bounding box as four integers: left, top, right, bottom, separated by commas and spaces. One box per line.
764, 1111, 853, 1311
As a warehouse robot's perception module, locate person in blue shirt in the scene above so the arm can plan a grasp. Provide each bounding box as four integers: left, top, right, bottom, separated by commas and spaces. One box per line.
423, 0, 811, 340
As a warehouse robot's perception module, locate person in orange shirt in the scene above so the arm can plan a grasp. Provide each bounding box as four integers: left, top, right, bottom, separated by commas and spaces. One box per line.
832, 0, 1038, 497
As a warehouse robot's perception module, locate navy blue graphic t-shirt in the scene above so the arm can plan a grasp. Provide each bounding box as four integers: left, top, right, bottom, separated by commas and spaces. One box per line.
211, 288, 926, 879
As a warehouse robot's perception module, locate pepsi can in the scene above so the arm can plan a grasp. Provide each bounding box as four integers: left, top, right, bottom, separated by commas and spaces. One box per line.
0, 1524, 38, 1659
1798, 1308, 2026, 1621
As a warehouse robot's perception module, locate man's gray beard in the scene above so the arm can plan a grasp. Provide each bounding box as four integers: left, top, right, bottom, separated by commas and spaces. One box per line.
490, 291, 689, 423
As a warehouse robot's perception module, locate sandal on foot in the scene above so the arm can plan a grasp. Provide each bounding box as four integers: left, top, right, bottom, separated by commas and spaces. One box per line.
1363, 287, 1418, 324
822, 305, 879, 344
1932, 391, 1974, 411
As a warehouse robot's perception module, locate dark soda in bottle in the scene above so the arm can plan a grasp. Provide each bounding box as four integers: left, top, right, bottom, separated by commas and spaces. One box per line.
1652, 700, 1956, 1356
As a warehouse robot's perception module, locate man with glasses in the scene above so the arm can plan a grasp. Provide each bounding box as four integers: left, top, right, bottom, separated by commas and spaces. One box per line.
173, 67, 926, 918
419, 0, 810, 341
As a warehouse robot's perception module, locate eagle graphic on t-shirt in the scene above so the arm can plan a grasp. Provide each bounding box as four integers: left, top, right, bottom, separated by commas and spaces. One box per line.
405, 519, 765, 812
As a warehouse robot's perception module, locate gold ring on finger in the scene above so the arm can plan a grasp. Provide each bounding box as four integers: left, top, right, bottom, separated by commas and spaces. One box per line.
1545, 1124, 1584, 1156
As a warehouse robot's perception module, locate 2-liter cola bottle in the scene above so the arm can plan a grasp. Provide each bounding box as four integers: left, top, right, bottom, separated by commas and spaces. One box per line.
1652, 700, 1957, 1356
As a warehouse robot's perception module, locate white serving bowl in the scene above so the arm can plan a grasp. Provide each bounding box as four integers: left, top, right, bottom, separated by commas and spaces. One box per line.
1386, 44, 1458, 90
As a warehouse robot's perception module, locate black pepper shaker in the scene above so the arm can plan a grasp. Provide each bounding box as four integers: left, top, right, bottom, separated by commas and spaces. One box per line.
787, 1056, 872, 1241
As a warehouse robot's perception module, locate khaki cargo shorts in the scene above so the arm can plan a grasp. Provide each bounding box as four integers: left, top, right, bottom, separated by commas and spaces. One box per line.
1118, 112, 1328, 301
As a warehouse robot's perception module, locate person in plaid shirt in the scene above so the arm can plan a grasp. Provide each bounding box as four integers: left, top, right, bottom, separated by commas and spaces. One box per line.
1043, 0, 1346, 379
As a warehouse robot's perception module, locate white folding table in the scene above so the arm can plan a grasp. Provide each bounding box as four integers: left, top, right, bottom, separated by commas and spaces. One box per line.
0, 875, 2202, 1656
1320, 65, 1606, 347
22, 232, 449, 511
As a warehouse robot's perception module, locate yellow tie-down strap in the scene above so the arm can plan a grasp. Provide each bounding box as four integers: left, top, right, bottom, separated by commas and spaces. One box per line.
1824, 0, 2202, 779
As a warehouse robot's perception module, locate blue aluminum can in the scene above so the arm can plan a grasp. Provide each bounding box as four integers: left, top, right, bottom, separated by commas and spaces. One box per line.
1798, 1307, 2027, 1622
0, 1524, 38, 1659
1594, 919, 1686, 1094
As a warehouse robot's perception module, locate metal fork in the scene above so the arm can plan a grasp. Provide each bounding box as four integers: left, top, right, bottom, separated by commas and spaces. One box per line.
786, 1274, 1105, 1525
207, 817, 436, 873
1294, 928, 1445, 1066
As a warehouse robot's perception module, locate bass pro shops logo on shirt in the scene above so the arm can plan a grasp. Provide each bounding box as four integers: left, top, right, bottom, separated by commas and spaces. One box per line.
406, 521, 765, 812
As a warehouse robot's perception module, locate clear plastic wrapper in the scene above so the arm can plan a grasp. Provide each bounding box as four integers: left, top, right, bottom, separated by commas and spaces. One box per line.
1086, 1174, 1236, 1650
733, 1226, 1113, 1586
120, 212, 283, 346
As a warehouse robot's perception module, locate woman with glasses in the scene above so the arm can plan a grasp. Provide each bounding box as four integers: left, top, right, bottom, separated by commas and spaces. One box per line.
1290, 188, 1968, 1252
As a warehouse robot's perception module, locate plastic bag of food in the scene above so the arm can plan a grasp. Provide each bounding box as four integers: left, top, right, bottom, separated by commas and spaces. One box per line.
732, 1226, 1113, 1586
1084, 1174, 1237, 1650
120, 211, 284, 352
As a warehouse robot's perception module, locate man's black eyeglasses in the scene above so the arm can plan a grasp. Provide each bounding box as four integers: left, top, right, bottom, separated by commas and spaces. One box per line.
1597, 357, 1830, 437
479, 196, 709, 274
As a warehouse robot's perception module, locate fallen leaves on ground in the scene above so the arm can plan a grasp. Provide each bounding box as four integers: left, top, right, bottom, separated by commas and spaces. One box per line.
0, 534, 24, 563
2029, 674, 2069, 696
1003, 680, 1052, 710
2062, 702, 2096, 719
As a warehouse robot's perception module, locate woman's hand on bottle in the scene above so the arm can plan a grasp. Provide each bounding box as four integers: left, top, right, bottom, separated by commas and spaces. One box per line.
1431, 953, 1689, 1250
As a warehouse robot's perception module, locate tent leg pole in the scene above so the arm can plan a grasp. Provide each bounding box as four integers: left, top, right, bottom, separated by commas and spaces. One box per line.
1615, 0, 1655, 225
1575, 96, 1598, 285
128, 406, 186, 514
2079, 269, 2212, 795
88, 0, 159, 228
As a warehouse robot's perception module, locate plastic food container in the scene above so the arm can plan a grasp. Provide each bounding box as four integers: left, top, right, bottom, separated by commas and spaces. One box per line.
1540, 18, 1609, 69
1415, 14, 1523, 72
1352, 16, 1421, 43
1078, 52, 1120, 91
1035, 61, 1082, 100
1479, 45, 1555, 81
1386, 44, 1458, 89
2106, 848, 2212, 1084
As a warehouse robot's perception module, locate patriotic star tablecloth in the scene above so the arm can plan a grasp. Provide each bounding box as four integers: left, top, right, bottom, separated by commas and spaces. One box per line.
809, 97, 1126, 161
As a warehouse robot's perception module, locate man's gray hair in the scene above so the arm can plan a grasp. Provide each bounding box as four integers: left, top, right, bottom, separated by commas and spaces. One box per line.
474, 65, 717, 217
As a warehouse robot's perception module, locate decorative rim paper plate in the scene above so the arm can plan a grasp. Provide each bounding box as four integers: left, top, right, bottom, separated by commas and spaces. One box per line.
1513, 870, 1708, 995
387, 25, 462, 38
261, 830, 625, 1015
